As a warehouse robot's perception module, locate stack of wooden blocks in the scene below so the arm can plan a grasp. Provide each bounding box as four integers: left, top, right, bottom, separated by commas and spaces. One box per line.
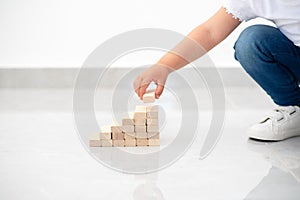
89, 90, 160, 147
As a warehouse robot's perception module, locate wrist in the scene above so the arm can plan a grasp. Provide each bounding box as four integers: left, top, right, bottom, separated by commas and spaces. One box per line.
155, 62, 174, 74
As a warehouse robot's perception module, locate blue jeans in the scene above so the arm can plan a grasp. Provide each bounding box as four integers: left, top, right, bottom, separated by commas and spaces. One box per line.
234, 25, 300, 106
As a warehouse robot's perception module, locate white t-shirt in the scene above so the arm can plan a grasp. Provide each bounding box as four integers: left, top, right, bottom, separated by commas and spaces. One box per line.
223, 0, 300, 46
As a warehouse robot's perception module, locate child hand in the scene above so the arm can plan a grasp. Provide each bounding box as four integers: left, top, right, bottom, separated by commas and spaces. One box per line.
134, 64, 172, 100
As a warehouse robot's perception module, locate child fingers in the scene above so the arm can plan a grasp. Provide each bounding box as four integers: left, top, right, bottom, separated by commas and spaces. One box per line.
133, 76, 143, 97
155, 84, 164, 99
139, 83, 150, 99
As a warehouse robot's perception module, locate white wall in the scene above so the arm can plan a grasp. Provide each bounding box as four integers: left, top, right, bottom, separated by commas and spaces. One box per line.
0, 0, 270, 68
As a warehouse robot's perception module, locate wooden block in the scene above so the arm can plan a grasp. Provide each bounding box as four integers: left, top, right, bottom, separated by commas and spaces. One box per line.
89, 133, 101, 147
146, 118, 158, 125
113, 140, 125, 147
122, 112, 134, 125
148, 139, 160, 146
112, 132, 124, 140
89, 140, 101, 147
112, 132, 117, 140
136, 139, 148, 146
134, 106, 147, 119
122, 125, 134, 133
117, 132, 125, 140
146, 111, 158, 119
122, 118, 134, 125
101, 139, 112, 147
134, 112, 146, 120
146, 105, 159, 112
102, 132, 111, 140
111, 125, 123, 133
125, 139, 136, 147
124, 133, 135, 140
100, 125, 111, 140
147, 125, 159, 133
135, 125, 146, 132
146, 105, 159, 119
136, 105, 147, 112
135, 132, 148, 139
142, 89, 155, 103
147, 132, 159, 139
134, 118, 146, 125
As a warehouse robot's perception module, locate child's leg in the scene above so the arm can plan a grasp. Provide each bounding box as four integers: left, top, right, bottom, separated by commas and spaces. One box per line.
234, 25, 300, 106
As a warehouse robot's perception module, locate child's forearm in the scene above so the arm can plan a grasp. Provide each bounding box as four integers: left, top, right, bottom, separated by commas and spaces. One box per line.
157, 25, 214, 72
156, 7, 241, 72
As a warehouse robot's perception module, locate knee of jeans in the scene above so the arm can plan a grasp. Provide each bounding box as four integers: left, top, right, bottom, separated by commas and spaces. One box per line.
234, 25, 275, 61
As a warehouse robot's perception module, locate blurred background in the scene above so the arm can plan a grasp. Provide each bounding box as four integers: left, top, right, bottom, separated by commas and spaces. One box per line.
0, 0, 274, 68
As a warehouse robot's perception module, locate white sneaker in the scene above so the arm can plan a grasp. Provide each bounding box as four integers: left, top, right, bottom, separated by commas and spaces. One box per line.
248, 106, 300, 141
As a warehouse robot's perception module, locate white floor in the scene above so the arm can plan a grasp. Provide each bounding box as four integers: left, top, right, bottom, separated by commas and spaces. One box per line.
0, 87, 300, 200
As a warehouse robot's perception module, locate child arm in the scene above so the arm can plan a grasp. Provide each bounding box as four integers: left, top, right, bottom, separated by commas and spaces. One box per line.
134, 7, 241, 99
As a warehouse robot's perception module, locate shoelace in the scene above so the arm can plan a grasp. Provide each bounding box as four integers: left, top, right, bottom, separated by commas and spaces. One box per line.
262, 106, 297, 123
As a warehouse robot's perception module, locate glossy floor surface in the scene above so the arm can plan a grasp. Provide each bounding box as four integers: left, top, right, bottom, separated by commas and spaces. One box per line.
0, 87, 300, 200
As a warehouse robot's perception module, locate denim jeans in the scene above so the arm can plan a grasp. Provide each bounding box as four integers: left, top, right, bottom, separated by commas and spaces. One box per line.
234, 25, 300, 106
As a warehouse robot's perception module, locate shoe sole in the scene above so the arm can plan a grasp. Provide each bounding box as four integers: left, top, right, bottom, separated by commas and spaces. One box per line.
248, 132, 300, 142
